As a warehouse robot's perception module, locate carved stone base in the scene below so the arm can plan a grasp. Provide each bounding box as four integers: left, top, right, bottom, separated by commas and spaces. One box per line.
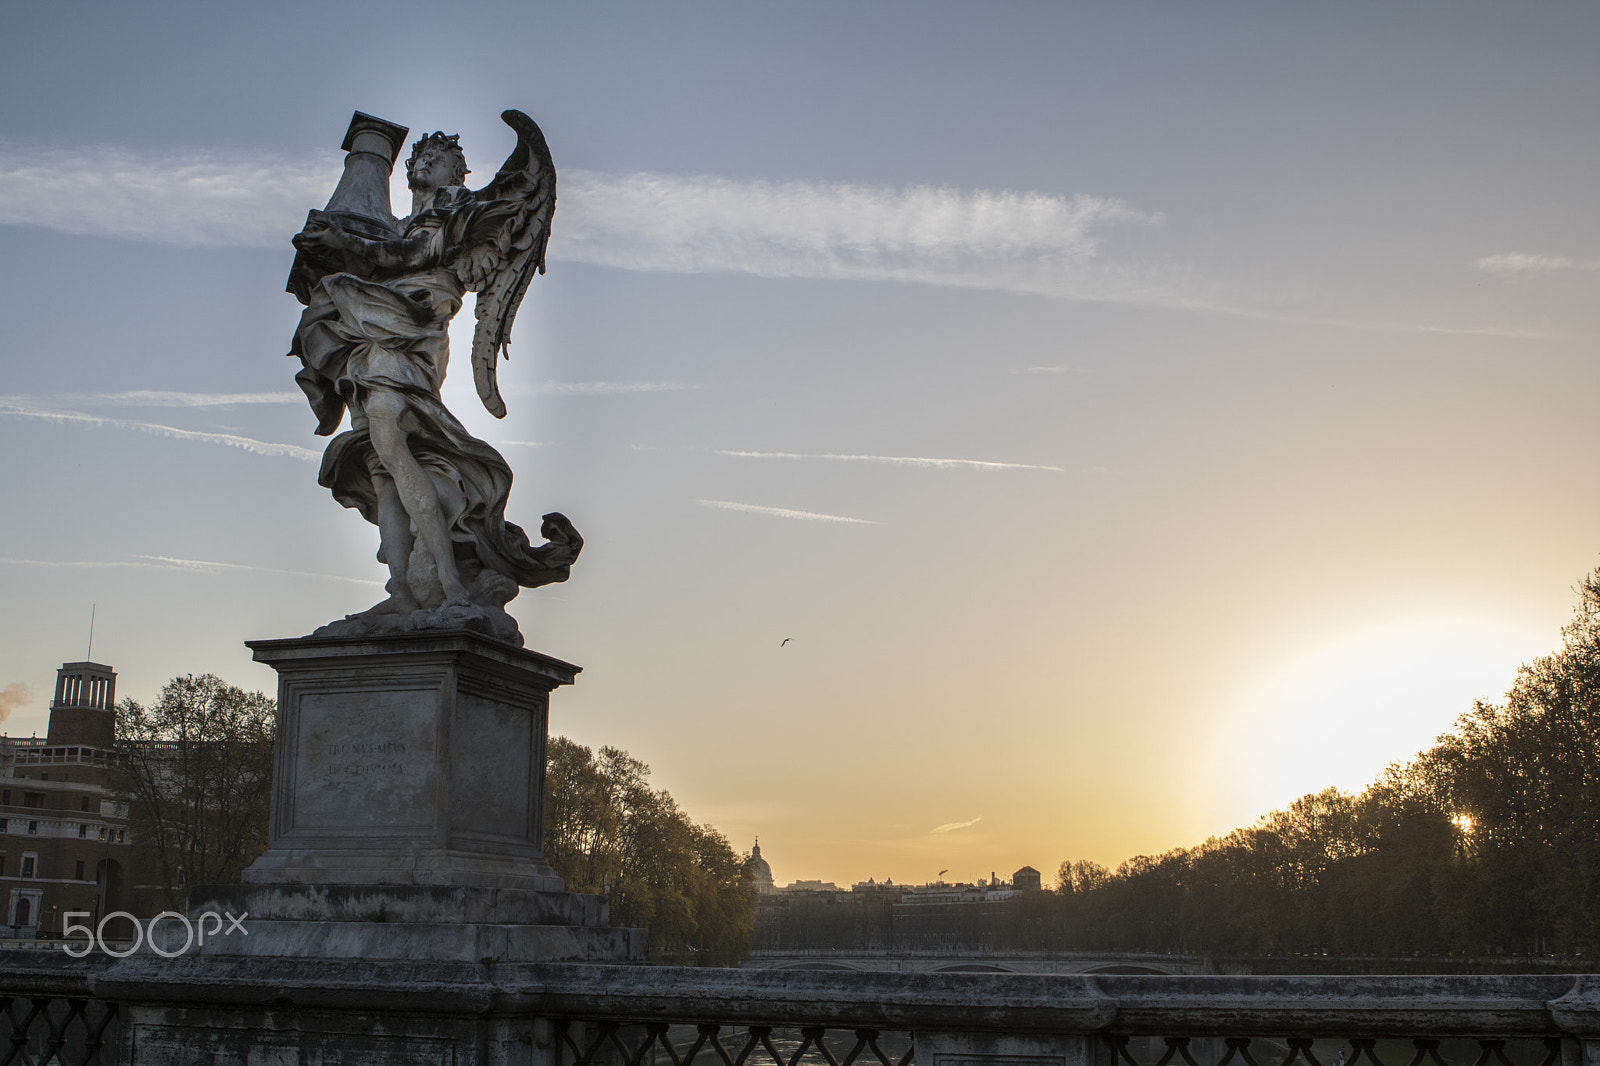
242, 630, 575, 891
167, 884, 646, 963
311, 602, 524, 647
201, 631, 647, 964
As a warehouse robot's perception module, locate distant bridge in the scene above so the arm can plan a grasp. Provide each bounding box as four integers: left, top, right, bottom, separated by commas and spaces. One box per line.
741, 949, 1216, 975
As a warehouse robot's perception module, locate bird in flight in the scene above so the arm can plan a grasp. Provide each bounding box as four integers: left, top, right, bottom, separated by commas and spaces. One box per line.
780, 637, 793, 647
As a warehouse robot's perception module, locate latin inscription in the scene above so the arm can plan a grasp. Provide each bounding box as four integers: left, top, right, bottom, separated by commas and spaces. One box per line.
324, 740, 408, 777
291, 689, 437, 831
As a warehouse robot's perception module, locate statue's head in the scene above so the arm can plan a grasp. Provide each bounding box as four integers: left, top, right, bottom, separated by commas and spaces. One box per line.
406, 132, 469, 190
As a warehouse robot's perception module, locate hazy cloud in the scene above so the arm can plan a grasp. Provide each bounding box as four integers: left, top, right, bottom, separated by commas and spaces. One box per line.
711, 448, 1063, 472
558, 169, 1160, 300
0, 397, 318, 461
0, 141, 1546, 333
697, 499, 875, 524
1476, 252, 1600, 274
0, 683, 30, 724
931, 816, 982, 834
1012, 366, 1092, 376
0, 142, 1159, 302
0, 142, 336, 247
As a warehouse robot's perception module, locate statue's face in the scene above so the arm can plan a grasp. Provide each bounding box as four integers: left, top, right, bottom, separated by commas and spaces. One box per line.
408, 146, 465, 190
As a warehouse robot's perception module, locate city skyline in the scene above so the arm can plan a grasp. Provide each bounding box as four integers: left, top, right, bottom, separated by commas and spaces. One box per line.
2, 3, 1598, 888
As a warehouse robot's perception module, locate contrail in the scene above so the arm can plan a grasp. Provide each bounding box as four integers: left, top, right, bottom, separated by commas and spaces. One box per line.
49, 390, 303, 407
0, 555, 381, 587
697, 499, 875, 524
132, 555, 384, 587
711, 449, 1063, 472
0, 397, 318, 461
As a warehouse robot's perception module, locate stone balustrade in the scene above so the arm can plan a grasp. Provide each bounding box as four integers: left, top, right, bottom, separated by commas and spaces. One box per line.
2, 952, 1597, 1066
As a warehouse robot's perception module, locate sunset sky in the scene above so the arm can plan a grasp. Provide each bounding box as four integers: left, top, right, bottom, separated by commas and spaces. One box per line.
2, 3, 1598, 888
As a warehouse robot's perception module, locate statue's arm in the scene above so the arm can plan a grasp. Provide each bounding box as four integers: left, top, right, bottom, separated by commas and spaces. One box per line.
293, 221, 435, 275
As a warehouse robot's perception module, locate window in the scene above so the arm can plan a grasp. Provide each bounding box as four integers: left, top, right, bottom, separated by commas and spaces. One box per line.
97, 828, 107, 842
38, 773, 47, 782
78, 824, 87, 839
27, 821, 37, 836
0, 819, 7, 833
22, 793, 41, 809
0, 855, 5, 876
80, 797, 93, 813
1, 790, 9, 805
74, 860, 84, 880
20, 855, 34, 878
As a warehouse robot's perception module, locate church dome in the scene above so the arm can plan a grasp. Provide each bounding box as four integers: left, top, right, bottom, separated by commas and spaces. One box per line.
748, 839, 775, 894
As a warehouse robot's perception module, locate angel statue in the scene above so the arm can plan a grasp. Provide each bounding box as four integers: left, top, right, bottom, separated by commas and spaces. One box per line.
285, 110, 579, 645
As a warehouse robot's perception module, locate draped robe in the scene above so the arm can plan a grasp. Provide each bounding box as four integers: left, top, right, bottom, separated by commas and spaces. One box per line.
287, 204, 579, 605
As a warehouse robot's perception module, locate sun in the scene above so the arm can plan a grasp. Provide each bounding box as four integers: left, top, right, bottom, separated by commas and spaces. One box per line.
1211, 614, 1549, 822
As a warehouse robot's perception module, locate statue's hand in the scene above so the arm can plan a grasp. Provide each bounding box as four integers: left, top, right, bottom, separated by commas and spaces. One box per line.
293, 222, 352, 255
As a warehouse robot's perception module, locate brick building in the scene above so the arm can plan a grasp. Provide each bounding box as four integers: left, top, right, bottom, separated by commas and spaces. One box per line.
0, 660, 134, 938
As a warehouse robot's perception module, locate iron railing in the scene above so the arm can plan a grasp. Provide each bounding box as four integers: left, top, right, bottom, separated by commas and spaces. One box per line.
555, 1021, 915, 1066
0, 962, 1595, 1066
0, 995, 119, 1066
1104, 1036, 1567, 1066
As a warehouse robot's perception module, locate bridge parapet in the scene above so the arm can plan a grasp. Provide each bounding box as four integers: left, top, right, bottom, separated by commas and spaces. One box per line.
1, 954, 1597, 1066
742, 949, 1215, 975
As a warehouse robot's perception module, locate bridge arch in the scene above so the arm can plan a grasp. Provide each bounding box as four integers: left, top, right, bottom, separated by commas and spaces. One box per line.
1081, 963, 1181, 975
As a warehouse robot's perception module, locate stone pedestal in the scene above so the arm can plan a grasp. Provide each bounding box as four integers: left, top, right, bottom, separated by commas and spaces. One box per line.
244, 631, 572, 890
171, 630, 646, 964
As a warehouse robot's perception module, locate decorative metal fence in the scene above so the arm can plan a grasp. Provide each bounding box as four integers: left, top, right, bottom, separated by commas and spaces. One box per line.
0, 996, 119, 1066
555, 1021, 915, 1066
1103, 1036, 1567, 1066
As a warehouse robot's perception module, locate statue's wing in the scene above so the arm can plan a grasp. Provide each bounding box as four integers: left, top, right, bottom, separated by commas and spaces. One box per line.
451, 109, 555, 419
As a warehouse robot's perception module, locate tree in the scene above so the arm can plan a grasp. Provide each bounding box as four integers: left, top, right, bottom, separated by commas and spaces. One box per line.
544, 736, 757, 964
117, 675, 275, 910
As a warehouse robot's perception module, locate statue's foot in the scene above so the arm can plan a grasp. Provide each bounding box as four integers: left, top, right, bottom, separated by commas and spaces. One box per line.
440, 580, 473, 610
354, 592, 421, 618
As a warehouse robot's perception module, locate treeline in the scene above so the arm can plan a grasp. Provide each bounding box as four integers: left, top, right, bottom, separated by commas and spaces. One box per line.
118, 675, 276, 911
1048, 572, 1600, 960
544, 737, 756, 964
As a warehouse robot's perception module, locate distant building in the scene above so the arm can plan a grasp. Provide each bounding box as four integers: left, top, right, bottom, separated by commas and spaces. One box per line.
752, 863, 1048, 951
0, 661, 136, 938
850, 877, 898, 901
748, 839, 775, 895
